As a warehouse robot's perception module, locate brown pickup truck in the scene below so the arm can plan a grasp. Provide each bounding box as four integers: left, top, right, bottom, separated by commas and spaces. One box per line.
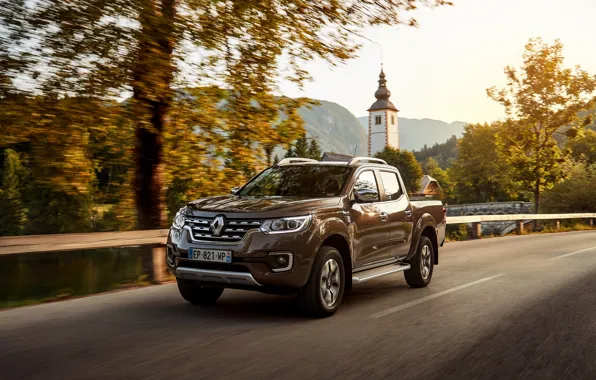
167, 157, 446, 317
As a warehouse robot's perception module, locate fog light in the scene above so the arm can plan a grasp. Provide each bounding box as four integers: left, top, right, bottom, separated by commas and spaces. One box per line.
268, 252, 293, 272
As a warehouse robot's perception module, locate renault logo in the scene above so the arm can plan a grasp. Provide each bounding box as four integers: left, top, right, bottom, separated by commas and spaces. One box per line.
210, 215, 225, 236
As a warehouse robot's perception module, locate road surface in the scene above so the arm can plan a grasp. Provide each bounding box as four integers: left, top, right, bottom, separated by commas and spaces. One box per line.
1, 231, 596, 380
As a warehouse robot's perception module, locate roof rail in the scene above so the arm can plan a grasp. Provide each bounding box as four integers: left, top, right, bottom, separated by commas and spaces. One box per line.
277, 158, 318, 165
348, 157, 388, 165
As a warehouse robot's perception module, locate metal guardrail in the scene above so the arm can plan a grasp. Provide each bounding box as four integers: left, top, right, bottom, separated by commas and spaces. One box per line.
446, 213, 596, 224
1, 213, 594, 256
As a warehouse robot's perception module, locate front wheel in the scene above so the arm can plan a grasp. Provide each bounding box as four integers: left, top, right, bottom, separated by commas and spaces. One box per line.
404, 236, 434, 288
177, 278, 224, 305
299, 246, 345, 318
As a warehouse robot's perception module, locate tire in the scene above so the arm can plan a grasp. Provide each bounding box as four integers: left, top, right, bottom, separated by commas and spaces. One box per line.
404, 236, 434, 288
177, 278, 224, 305
299, 246, 345, 318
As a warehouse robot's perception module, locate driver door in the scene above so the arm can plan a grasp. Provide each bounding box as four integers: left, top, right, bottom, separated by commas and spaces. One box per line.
350, 170, 391, 267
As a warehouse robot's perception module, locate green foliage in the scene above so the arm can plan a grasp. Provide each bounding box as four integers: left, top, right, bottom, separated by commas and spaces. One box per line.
308, 139, 323, 160
285, 134, 323, 160
423, 157, 453, 202
413, 135, 459, 169
542, 161, 596, 213
374, 147, 423, 193
449, 122, 522, 204
0, 149, 26, 235
487, 38, 596, 212
567, 129, 596, 165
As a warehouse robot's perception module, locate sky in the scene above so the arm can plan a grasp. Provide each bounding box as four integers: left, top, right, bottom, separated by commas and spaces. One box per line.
277, 0, 596, 124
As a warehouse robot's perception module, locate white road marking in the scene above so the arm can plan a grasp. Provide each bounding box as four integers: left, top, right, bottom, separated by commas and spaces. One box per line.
549, 246, 596, 260
371, 273, 507, 319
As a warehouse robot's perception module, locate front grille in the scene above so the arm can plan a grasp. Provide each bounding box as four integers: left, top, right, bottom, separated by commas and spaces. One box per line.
184, 216, 263, 243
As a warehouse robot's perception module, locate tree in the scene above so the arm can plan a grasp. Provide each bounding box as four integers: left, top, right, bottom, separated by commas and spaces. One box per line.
308, 139, 323, 161
2, 0, 451, 230
374, 147, 423, 193
449, 123, 520, 204
487, 38, 596, 212
567, 129, 596, 165
542, 160, 596, 213
0, 149, 26, 235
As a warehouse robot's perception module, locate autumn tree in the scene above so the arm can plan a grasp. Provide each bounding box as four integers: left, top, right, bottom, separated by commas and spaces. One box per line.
374, 147, 423, 193
542, 160, 596, 213
487, 38, 596, 212
0, 149, 26, 235
2, 0, 451, 230
449, 123, 520, 204
567, 129, 596, 165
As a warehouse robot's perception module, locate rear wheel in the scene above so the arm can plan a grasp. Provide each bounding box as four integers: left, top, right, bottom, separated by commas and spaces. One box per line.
404, 236, 434, 288
299, 246, 345, 318
177, 278, 224, 305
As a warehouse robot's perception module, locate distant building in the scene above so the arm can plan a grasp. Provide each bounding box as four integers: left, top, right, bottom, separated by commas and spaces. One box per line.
414, 175, 443, 197
368, 68, 399, 156
321, 152, 354, 162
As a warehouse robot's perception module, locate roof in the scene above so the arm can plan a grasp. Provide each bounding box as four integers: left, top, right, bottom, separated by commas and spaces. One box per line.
418, 175, 443, 195
367, 68, 399, 112
321, 152, 354, 162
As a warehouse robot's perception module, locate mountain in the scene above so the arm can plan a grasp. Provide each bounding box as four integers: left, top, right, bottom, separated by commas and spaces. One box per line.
275, 100, 368, 158
357, 116, 467, 151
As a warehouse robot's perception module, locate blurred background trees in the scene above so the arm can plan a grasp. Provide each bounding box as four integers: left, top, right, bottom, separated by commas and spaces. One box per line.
0, 0, 451, 235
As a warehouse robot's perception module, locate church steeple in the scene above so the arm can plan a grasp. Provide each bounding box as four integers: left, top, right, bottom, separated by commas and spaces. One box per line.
367, 66, 399, 156
368, 68, 398, 112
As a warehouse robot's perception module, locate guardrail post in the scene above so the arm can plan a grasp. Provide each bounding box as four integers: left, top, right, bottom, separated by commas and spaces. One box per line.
590, 219, 594, 227
555, 220, 560, 230
472, 222, 482, 239
151, 245, 166, 283
516, 221, 524, 235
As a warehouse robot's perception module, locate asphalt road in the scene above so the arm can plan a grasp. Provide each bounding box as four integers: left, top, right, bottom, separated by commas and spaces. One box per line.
1, 231, 596, 380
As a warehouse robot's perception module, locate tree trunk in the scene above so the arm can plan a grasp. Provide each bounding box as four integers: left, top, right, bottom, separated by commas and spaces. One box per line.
534, 180, 541, 213
533, 179, 541, 232
133, 0, 176, 230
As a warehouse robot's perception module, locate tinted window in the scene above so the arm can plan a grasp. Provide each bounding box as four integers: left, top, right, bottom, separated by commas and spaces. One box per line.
380, 171, 403, 201
353, 171, 379, 202
238, 166, 351, 197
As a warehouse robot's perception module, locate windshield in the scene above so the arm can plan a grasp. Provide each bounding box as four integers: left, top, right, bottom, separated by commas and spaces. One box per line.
238, 165, 352, 197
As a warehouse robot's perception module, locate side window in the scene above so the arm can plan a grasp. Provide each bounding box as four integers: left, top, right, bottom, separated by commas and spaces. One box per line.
380, 171, 403, 201
375, 115, 382, 125
353, 170, 380, 202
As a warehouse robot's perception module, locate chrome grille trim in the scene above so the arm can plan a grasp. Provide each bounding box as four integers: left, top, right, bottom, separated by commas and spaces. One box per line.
183, 216, 263, 244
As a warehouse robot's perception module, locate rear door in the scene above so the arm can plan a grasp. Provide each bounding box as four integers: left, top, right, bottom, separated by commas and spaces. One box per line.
349, 169, 391, 267
379, 170, 415, 258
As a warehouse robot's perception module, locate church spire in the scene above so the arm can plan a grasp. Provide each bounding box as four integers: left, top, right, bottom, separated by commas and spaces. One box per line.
367, 67, 398, 112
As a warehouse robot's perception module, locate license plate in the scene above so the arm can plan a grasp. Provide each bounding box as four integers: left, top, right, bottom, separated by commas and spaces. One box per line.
188, 248, 232, 263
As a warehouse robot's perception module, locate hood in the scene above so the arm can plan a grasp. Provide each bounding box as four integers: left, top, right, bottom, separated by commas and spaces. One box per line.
186, 195, 342, 215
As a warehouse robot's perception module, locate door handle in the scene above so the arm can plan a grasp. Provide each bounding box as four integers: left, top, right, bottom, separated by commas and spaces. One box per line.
380, 211, 389, 221
405, 210, 413, 217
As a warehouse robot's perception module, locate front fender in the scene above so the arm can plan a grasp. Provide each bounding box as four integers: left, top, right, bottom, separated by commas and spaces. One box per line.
312, 212, 352, 262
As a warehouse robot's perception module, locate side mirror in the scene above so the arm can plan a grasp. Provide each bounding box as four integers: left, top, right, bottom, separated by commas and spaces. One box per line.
353, 188, 379, 203
230, 186, 240, 195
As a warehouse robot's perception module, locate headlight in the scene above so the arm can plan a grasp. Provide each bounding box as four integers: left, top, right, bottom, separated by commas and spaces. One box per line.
260, 215, 312, 234
172, 207, 187, 229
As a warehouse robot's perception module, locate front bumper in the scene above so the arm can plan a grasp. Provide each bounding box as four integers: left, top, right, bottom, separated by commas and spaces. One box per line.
167, 225, 322, 289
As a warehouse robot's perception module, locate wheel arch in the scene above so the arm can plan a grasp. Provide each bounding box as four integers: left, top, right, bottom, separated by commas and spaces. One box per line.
319, 233, 353, 291
408, 214, 440, 265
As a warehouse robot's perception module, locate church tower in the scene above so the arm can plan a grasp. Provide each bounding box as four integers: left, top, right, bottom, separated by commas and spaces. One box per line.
368, 68, 399, 156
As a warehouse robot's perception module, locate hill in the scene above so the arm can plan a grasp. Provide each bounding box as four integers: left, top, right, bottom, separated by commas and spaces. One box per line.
357, 116, 466, 151
275, 100, 368, 158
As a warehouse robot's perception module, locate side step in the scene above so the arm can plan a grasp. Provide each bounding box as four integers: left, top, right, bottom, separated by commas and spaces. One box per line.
352, 263, 411, 284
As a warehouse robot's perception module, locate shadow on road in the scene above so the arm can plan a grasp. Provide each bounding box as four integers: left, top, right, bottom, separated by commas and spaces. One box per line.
426, 269, 596, 380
